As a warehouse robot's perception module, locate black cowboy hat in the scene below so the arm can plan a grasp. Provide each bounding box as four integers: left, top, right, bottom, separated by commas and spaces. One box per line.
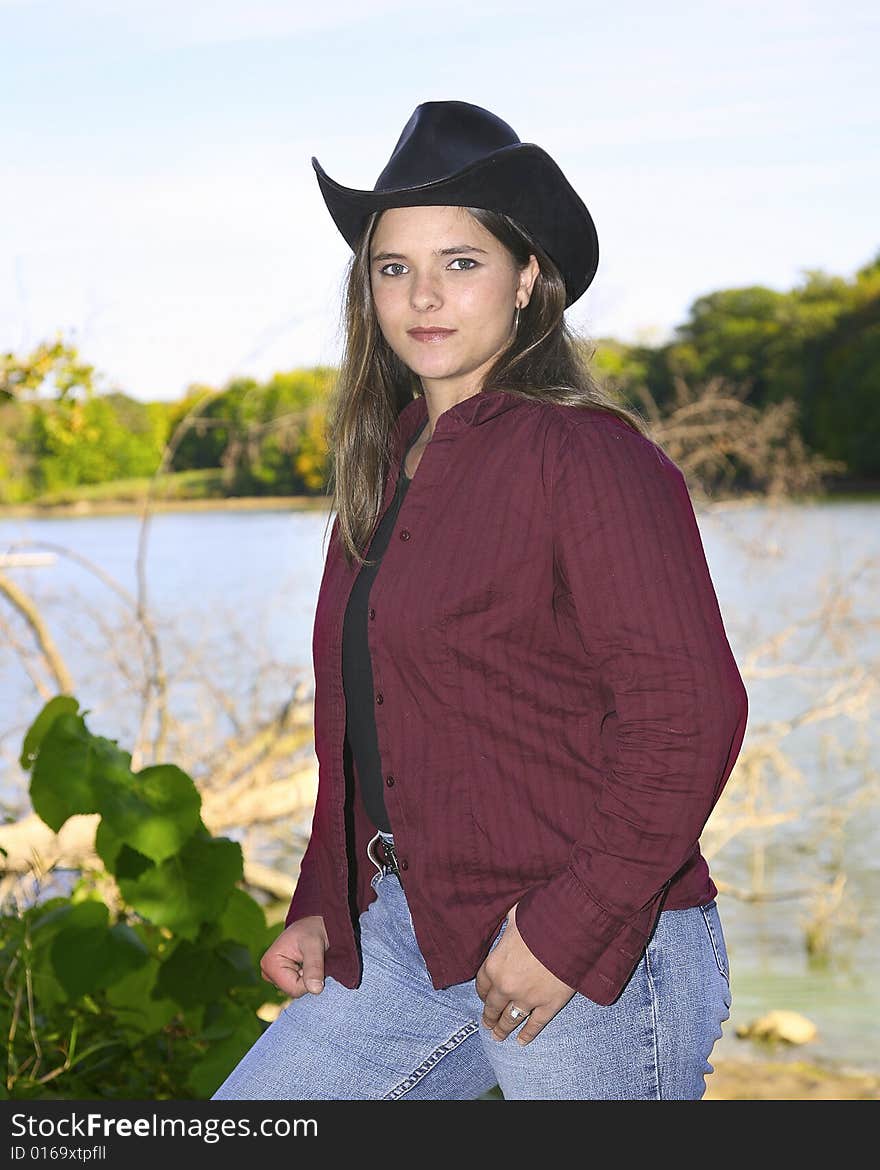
312, 100, 599, 309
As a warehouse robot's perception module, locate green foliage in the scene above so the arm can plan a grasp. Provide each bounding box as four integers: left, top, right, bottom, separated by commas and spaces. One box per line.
0, 337, 168, 501
296, 406, 333, 493
641, 254, 880, 480
170, 367, 334, 495
1, 335, 96, 403
1, 696, 286, 1099
0, 346, 333, 503
26, 468, 227, 506
2, 254, 879, 503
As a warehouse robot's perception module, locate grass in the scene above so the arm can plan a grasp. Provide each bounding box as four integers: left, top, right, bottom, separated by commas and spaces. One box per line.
0, 470, 329, 515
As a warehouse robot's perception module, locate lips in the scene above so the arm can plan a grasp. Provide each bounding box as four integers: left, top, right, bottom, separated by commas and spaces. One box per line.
407, 328, 457, 342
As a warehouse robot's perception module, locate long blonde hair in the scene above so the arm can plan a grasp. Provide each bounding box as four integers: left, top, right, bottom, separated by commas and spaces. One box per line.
325, 206, 650, 567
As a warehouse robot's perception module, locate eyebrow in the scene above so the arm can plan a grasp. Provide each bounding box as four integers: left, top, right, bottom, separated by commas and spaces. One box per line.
370, 245, 489, 263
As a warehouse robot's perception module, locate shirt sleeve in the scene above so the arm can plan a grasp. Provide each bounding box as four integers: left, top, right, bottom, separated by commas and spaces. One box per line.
514, 416, 748, 994
284, 819, 323, 927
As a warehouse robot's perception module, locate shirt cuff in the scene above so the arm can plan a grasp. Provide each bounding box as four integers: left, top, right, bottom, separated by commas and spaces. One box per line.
514, 865, 656, 995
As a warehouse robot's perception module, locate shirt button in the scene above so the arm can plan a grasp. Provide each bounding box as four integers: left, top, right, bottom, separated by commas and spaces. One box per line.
368, 607, 376, 619
376, 692, 384, 704
399, 529, 411, 541
401, 858, 409, 871
385, 774, 395, 787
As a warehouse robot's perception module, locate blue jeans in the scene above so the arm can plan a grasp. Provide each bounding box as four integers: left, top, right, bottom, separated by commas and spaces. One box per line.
212, 833, 732, 1100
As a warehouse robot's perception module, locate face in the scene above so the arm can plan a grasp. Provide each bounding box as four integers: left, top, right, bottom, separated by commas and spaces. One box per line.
368, 205, 539, 399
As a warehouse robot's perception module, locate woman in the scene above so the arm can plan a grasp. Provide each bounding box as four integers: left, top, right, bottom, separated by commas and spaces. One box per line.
212, 100, 748, 1101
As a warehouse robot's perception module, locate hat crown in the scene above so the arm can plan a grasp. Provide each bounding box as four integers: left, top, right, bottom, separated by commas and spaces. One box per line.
374, 100, 521, 192
311, 98, 599, 307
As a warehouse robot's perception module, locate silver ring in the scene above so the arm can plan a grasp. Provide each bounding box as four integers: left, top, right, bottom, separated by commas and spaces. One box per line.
508, 1004, 530, 1021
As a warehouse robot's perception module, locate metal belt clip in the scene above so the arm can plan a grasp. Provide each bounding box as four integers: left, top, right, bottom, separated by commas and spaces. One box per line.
379, 836, 402, 878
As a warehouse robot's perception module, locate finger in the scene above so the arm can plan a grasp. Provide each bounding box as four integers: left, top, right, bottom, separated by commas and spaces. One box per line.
262, 952, 305, 998
512, 1007, 553, 1046
474, 964, 491, 1003
480, 986, 512, 1032
298, 935, 327, 994
491, 1004, 531, 1042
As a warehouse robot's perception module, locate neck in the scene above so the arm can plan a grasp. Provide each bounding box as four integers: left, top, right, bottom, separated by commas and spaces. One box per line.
418, 382, 483, 440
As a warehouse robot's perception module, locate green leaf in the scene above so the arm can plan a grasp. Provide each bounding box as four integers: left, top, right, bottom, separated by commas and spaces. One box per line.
19, 695, 80, 771
181, 1002, 207, 1033
217, 889, 270, 961
25, 962, 69, 1014
105, 957, 179, 1036
15, 900, 108, 1013
154, 939, 258, 1009
0, 910, 67, 1016
89, 733, 133, 774
49, 921, 149, 1000
29, 712, 97, 832
187, 1008, 264, 1099
113, 843, 154, 882
30, 898, 109, 940
27, 700, 133, 833
95, 764, 201, 864
109, 920, 151, 961
94, 817, 123, 872
117, 834, 243, 938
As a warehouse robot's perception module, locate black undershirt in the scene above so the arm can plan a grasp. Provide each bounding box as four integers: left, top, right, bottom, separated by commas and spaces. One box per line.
341, 417, 429, 833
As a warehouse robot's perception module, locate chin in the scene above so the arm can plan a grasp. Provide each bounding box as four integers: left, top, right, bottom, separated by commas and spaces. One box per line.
398, 351, 461, 378
410, 360, 460, 378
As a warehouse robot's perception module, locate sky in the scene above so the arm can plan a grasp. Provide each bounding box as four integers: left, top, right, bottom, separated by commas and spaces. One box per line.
2, 0, 878, 403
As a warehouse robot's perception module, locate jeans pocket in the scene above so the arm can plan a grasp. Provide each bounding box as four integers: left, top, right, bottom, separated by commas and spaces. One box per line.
698, 900, 730, 985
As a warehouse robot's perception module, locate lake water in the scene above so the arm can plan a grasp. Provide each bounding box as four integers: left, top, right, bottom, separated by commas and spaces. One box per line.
1, 498, 878, 1076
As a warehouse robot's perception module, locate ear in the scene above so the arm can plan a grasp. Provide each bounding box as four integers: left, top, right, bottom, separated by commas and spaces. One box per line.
517, 254, 541, 308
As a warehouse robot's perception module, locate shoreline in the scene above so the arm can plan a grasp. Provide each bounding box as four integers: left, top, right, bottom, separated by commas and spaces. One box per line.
0, 496, 332, 519
2, 490, 879, 521
705, 1055, 880, 1100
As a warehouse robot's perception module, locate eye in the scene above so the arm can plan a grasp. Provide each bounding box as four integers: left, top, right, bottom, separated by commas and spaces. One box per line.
448, 257, 478, 270
378, 262, 408, 277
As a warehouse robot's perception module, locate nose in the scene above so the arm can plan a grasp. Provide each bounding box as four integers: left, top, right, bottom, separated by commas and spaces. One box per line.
409, 269, 442, 312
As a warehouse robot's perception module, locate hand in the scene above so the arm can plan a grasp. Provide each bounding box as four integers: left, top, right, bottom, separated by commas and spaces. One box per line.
260, 915, 329, 998
474, 903, 576, 1046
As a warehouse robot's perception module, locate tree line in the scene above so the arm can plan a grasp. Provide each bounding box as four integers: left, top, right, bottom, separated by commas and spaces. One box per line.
1, 251, 877, 505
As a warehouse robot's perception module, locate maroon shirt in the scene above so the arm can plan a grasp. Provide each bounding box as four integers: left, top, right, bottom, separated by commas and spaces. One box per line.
285, 387, 748, 1006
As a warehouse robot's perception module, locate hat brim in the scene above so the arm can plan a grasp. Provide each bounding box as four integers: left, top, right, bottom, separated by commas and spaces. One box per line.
311, 142, 598, 308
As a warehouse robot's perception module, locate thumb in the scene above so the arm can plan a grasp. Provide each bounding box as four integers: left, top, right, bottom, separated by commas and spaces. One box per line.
300, 935, 327, 994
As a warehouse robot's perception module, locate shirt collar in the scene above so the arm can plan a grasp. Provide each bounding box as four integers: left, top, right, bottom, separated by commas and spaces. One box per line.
396, 388, 523, 448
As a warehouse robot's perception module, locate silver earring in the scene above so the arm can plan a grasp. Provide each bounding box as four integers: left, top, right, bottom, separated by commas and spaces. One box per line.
514, 306, 521, 331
